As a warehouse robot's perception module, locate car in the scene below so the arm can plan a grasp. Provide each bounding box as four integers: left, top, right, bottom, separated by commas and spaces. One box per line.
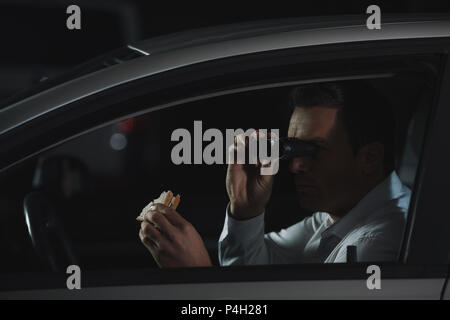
0, 15, 449, 300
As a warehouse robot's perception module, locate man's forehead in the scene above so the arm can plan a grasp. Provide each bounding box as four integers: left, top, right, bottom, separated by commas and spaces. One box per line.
288, 106, 341, 140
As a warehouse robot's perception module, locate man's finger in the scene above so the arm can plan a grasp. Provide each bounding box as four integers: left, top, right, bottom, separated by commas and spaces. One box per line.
140, 220, 165, 246
145, 209, 177, 241
228, 144, 244, 168
148, 203, 188, 230
234, 134, 247, 165
139, 227, 159, 250
260, 158, 279, 178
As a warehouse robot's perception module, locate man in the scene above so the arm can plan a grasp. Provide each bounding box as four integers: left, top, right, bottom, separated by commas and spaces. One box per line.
139, 81, 411, 267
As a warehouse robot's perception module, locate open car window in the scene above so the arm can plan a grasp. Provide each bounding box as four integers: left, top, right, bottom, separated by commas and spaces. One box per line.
0, 55, 439, 278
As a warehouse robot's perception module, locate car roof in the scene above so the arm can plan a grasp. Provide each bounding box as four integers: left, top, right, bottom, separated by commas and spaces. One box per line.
1, 15, 450, 136
135, 15, 450, 55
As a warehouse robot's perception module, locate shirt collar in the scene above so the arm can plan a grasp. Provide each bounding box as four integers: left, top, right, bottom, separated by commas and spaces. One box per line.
321, 171, 408, 240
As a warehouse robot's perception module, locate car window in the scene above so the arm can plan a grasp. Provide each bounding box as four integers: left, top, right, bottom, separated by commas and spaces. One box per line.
0, 66, 438, 277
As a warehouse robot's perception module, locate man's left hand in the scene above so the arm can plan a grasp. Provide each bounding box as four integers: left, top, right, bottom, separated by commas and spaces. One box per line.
139, 203, 212, 268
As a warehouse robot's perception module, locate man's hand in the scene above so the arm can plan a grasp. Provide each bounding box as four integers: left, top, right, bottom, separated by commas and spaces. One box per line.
139, 203, 212, 268
226, 132, 278, 220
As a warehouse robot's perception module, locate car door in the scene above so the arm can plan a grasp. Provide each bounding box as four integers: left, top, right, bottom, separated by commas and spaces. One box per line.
0, 18, 450, 300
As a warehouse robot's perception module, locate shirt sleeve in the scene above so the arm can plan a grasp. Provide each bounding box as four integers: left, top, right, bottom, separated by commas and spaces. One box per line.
218, 203, 320, 266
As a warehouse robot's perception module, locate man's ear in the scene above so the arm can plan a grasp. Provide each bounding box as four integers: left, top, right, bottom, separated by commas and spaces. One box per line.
357, 142, 384, 175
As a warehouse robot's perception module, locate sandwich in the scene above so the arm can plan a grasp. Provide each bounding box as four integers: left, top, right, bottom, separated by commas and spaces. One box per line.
136, 190, 181, 222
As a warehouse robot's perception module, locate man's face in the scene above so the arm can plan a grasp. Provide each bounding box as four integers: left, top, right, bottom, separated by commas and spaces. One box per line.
288, 106, 362, 216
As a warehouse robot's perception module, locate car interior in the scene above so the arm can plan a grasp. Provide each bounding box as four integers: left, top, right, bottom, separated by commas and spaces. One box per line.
0, 58, 438, 274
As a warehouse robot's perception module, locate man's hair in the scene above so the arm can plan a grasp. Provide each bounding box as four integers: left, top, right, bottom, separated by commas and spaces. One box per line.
289, 81, 395, 174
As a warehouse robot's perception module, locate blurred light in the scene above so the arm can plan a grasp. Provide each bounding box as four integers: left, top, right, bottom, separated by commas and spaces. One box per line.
118, 118, 135, 134
110, 133, 127, 151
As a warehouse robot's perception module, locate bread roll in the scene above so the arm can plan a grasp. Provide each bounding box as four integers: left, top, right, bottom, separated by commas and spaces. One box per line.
136, 190, 181, 222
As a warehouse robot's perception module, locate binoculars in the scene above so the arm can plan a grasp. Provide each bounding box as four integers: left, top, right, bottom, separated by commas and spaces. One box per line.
271, 137, 321, 160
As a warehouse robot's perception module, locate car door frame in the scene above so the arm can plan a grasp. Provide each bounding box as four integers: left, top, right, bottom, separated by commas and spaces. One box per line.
1, 35, 450, 300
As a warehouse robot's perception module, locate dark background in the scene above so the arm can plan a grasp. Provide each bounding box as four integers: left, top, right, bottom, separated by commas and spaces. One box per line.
1, 0, 450, 102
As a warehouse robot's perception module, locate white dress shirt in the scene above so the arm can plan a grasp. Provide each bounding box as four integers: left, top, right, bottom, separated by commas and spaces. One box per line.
218, 171, 411, 265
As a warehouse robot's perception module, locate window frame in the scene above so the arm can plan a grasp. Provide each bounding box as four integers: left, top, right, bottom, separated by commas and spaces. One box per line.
401, 53, 450, 265
0, 39, 449, 296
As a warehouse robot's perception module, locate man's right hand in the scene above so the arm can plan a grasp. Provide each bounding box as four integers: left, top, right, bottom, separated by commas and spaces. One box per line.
226, 132, 277, 220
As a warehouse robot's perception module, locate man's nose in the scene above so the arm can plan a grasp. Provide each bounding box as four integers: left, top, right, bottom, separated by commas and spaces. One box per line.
289, 157, 311, 173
